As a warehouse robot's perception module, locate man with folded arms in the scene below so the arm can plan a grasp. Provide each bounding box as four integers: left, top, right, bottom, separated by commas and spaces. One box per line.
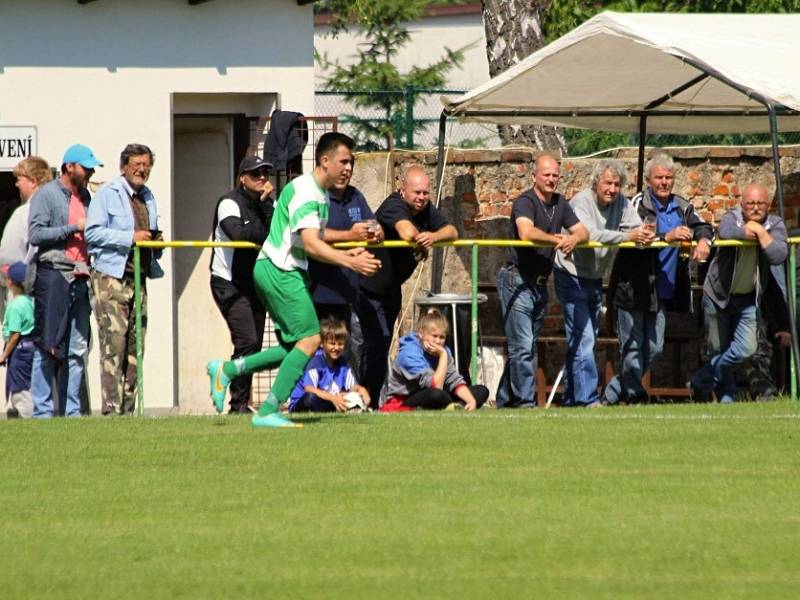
689, 184, 787, 403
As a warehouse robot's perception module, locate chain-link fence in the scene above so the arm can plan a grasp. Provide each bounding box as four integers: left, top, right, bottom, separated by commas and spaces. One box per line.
316, 88, 800, 156
316, 88, 499, 151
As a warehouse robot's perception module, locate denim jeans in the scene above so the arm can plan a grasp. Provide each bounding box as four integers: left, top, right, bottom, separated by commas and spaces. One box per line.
554, 269, 602, 405
496, 266, 548, 408
604, 304, 665, 404
32, 278, 90, 418
691, 294, 758, 403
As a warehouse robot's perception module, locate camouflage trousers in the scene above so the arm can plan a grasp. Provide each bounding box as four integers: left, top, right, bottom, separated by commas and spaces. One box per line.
735, 319, 778, 399
91, 272, 147, 415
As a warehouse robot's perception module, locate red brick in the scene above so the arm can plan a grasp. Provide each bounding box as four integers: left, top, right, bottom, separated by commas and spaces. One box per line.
707, 200, 724, 210
564, 161, 575, 172
462, 191, 477, 203
690, 187, 703, 198
713, 185, 729, 196
723, 198, 739, 209
500, 150, 531, 163
517, 163, 527, 175
708, 147, 743, 159
730, 185, 741, 197
499, 204, 512, 217
700, 211, 714, 223
721, 171, 735, 183
688, 170, 701, 183
490, 191, 507, 203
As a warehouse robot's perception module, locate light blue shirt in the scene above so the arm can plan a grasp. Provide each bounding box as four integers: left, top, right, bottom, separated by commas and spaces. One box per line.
85, 176, 163, 279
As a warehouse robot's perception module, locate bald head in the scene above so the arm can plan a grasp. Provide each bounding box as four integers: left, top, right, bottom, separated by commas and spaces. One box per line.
741, 183, 771, 223
400, 166, 431, 214
532, 154, 560, 201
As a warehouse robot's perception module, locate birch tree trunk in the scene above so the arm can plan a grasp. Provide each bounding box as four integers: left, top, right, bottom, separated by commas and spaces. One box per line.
480, 0, 567, 154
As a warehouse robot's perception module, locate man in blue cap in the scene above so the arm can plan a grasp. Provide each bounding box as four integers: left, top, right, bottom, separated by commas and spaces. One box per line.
28, 143, 102, 418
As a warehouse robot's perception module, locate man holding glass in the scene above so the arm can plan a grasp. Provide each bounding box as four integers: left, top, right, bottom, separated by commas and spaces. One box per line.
308, 155, 383, 380
605, 153, 713, 404
553, 159, 651, 407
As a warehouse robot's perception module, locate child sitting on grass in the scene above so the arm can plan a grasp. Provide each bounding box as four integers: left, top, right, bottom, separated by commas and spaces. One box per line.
288, 316, 370, 412
380, 308, 488, 412
1, 262, 35, 418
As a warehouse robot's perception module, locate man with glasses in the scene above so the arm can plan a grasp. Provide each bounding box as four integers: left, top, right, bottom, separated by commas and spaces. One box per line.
86, 144, 162, 415
29, 143, 102, 418
689, 184, 787, 403
209, 155, 275, 414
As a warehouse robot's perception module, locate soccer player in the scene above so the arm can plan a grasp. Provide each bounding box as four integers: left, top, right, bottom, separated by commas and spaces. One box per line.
206, 132, 381, 428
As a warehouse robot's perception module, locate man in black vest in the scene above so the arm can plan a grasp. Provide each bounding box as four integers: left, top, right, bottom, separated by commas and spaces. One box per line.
210, 156, 275, 413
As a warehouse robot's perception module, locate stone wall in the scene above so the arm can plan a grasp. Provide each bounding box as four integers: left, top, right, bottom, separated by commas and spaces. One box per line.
349, 146, 800, 399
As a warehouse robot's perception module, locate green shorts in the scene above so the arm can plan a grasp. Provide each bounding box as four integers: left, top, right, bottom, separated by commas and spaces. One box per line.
253, 258, 320, 344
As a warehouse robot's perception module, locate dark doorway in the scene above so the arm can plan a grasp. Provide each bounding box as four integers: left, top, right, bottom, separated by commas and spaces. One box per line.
0, 172, 21, 239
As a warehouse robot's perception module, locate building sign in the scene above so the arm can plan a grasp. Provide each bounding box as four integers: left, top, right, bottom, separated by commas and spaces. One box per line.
0, 127, 38, 170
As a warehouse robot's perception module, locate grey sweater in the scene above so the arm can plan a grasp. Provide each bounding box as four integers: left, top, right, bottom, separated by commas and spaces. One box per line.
554, 188, 641, 280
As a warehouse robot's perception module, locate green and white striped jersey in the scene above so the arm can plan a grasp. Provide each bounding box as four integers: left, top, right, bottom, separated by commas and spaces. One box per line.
260, 173, 329, 271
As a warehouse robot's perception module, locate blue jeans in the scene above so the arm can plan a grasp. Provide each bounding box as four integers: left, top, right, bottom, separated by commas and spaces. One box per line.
691, 294, 758, 403
604, 305, 665, 403
496, 266, 548, 408
554, 270, 602, 405
32, 279, 90, 418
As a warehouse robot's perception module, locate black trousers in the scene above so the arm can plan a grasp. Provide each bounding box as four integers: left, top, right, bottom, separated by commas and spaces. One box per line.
357, 290, 401, 407
211, 277, 266, 413
403, 385, 489, 410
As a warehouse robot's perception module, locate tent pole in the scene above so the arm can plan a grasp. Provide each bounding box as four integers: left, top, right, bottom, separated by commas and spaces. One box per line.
767, 103, 799, 399
431, 111, 448, 294
636, 115, 647, 192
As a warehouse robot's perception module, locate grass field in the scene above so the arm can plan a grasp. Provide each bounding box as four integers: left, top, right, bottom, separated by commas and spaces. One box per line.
2, 401, 799, 599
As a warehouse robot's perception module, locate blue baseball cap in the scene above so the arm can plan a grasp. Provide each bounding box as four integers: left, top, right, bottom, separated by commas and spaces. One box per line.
62, 144, 103, 169
6, 262, 27, 285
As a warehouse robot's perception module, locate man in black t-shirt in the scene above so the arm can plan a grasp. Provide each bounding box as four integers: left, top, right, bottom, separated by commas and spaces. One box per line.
496, 154, 589, 408
358, 165, 458, 404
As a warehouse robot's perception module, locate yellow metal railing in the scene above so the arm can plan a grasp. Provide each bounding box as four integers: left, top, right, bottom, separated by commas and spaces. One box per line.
132, 237, 800, 415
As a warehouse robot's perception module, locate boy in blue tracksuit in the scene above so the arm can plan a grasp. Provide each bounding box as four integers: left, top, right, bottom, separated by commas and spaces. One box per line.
288, 317, 369, 412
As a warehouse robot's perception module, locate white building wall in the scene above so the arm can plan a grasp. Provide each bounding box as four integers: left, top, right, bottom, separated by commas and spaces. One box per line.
314, 7, 496, 148
0, 0, 314, 413
315, 10, 490, 90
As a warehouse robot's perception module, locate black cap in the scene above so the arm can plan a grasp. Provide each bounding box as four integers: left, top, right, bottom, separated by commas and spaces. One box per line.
238, 155, 274, 175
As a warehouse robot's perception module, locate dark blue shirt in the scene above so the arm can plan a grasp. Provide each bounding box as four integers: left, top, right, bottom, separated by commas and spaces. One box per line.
653, 190, 682, 301
308, 186, 374, 305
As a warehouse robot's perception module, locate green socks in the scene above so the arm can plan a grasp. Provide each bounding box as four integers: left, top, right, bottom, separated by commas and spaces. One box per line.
257, 347, 311, 416
221, 346, 289, 379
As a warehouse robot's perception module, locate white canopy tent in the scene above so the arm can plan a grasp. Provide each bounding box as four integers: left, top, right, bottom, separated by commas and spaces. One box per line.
441, 11, 800, 135
432, 12, 800, 390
